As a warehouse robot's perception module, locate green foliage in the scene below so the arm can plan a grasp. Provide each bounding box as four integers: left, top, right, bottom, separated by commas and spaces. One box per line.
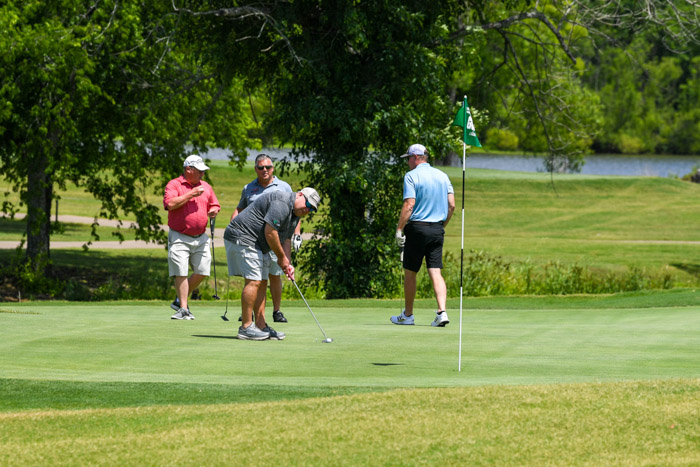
485, 127, 519, 151
251, 1, 464, 297
583, 33, 700, 155
416, 251, 680, 298
0, 1, 259, 273
618, 134, 646, 155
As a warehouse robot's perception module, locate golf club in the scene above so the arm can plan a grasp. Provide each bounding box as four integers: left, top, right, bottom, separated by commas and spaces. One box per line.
221, 273, 230, 321
210, 217, 220, 300
291, 279, 332, 343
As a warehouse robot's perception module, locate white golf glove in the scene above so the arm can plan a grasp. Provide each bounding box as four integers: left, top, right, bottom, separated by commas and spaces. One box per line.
292, 234, 303, 252
395, 229, 405, 248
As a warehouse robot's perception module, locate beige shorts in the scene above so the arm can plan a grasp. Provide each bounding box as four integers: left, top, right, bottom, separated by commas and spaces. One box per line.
168, 230, 211, 277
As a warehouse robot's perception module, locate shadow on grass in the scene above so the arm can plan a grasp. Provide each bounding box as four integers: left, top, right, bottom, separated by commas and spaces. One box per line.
0, 217, 26, 236
0, 248, 170, 301
0, 378, 386, 411
192, 335, 237, 340
671, 262, 700, 278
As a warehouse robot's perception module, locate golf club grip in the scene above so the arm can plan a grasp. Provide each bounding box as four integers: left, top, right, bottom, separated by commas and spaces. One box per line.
210, 218, 218, 296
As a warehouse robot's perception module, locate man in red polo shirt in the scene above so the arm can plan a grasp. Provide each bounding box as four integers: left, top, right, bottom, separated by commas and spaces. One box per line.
164, 155, 221, 320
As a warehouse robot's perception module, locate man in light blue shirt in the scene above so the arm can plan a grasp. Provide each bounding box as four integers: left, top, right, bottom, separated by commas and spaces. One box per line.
392, 144, 455, 327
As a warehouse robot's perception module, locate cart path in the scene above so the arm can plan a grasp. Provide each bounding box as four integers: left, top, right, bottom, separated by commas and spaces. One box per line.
0, 214, 316, 249
3, 213, 698, 249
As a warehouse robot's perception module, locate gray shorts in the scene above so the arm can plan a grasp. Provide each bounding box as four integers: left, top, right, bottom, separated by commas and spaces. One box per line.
225, 239, 271, 281
168, 230, 211, 277
268, 250, 283, 276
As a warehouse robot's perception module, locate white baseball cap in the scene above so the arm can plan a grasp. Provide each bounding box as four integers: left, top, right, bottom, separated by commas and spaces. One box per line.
300, 187, 321, 211
400, 144, 427, 158
183, 155, 210, 171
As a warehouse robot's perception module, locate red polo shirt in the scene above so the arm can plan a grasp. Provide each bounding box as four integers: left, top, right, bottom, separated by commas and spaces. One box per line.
164, 175, 220, 236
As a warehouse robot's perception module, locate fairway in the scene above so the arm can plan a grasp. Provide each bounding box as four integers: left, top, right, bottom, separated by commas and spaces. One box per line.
1, 291, 699, 465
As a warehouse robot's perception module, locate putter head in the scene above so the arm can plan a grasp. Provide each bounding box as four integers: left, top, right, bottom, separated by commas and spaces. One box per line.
221, 314, 229, 321
322, 338, 333, 343
213, 294, 220, 300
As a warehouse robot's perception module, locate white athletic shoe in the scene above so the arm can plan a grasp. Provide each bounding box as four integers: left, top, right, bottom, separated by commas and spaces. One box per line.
390, 310, 414, 325
431, 311, 449, 327
171, 307, 189, 320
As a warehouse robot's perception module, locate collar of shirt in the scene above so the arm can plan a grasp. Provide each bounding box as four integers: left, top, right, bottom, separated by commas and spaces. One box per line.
252, 176, 278, 189
178, 174, 200, 188
412, 162, 431, 172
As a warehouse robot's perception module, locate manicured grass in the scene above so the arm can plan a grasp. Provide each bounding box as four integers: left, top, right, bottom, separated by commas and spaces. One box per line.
2, 291, 699, 389
444, 171, 700, 268
0, 291, 699, 464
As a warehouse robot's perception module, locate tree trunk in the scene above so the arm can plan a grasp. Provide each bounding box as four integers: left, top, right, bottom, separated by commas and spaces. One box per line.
25, 150, 52, 273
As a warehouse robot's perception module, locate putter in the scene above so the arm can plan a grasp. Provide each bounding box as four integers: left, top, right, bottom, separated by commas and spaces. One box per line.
221, 273, 231, 321
210, 217, 220, 300
291, 279, 332, 343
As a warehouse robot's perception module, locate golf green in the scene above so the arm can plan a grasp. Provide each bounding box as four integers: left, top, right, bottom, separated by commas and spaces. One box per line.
2, 291, 698, 390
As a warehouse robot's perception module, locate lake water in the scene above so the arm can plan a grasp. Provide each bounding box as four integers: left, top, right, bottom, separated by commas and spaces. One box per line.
202, 148, 700, 177
464, 153, 700, 177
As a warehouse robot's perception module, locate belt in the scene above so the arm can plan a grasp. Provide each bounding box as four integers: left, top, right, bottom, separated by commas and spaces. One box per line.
177, 230, 205, 239
408, 221, 443, 226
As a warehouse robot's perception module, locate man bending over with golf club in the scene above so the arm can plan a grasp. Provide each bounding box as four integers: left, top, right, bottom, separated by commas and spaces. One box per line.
164, 155, 221, 320
224, 187, 321, 340
392, 144, 455, 327
230, 154, 302, 324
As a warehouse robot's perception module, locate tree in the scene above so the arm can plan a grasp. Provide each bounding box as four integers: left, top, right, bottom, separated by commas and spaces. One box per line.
452, 0, 700, 164
173, 0, 700, 297
0, 1, 258, 277
175, 0, 463, 298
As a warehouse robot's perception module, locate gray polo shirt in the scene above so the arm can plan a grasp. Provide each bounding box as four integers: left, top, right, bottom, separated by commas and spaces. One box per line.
224, 191, 299, 254
236, 176, 292, 211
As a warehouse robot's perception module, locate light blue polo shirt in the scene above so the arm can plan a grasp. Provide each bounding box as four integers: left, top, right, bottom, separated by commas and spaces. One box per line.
403, 163, 454, 223
236, 176, 292, 211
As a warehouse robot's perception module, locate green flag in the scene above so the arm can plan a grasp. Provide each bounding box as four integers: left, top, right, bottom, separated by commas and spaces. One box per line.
452, 97, 482, 147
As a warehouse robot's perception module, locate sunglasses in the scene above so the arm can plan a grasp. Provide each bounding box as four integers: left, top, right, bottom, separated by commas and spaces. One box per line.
303, 196, 317, 213
256, 165, 273, 170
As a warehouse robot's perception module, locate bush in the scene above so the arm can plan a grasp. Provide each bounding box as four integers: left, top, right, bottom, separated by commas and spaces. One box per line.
415, 251, 680, 298
618, 134, 645, 154
485, 128, 520, 151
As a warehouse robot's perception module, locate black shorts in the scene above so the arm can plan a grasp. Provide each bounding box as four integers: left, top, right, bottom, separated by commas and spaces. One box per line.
403, 222, 444, 272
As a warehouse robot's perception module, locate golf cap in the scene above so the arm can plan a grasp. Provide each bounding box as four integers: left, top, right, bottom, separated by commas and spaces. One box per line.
400, 144, 427, 158
183, 155, 210, 171
300, 187, 321, 211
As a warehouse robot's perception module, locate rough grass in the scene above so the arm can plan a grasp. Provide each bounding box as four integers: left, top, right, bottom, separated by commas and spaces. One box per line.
1, 381, 698, 465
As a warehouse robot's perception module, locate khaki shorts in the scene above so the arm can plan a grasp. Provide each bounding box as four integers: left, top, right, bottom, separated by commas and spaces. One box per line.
225, 239, 272, 281
168, 230, 211, 277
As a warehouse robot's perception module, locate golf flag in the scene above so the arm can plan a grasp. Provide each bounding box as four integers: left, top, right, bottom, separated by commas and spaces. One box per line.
453, 95, 481, 372
452, 97, 482, 147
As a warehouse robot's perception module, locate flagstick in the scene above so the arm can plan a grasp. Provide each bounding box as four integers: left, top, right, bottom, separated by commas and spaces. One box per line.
458, 96, 467, 372
459, 140, 466, 372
